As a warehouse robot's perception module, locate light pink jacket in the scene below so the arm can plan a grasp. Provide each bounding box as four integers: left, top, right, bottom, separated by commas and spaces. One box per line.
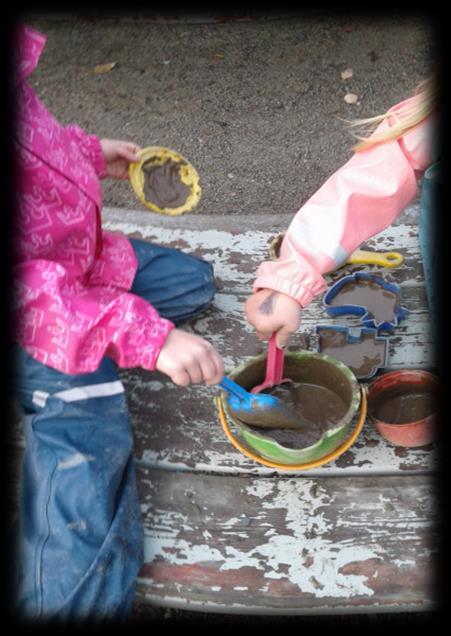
254, 95, 434, 307
13, 25, 174, 374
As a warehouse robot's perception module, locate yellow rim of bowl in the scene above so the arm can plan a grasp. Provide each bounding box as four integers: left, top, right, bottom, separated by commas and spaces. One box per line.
128, 146, 201, 215
216, 385, 367, 470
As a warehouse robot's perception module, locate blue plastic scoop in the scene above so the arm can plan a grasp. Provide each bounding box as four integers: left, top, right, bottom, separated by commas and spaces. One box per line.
218, 376, 302, 430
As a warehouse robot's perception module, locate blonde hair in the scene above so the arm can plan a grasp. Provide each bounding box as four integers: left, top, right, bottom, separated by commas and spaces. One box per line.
348, 77, 437, 152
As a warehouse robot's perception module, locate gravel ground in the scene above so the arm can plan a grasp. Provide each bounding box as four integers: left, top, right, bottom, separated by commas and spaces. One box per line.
22, 10, 435, 217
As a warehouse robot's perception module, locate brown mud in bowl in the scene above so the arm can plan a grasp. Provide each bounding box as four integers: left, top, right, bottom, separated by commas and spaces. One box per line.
142, 158, 191, 209
227, 353, 357, 449
369, 385, 437, 424
367, 370, 440, 447
225, 384, 312, 431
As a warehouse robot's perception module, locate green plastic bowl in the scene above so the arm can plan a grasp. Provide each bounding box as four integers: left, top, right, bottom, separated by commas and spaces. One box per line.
221, 350, 361, 465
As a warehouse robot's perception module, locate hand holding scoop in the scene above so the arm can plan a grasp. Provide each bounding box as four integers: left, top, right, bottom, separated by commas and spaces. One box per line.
218, 376, 301, 430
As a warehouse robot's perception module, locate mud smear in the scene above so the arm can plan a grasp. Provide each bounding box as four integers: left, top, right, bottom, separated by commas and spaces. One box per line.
142, 158, 191, 208
318, 328, 386, 378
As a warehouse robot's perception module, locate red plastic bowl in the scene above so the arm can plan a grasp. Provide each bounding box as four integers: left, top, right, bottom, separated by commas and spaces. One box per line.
367, 369, 440, 447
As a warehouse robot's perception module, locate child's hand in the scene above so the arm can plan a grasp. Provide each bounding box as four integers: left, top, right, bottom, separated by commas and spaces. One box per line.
100, 139, 141, 179
156, 328, 224, 387
245, 289, 302, 348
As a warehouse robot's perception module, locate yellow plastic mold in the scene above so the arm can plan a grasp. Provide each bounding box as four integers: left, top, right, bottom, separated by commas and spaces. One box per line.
129, 146, 201, 215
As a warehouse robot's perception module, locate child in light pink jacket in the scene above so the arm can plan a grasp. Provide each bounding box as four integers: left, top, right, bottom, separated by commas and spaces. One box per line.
12, 25, 223, 620
245, 80, 439, 347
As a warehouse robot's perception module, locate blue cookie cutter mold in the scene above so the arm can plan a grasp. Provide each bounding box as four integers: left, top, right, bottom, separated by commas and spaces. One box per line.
323, 272, 408, 331
315, 324, 389, 380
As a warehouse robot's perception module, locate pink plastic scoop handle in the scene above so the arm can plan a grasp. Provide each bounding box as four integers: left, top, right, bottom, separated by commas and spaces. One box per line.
251, 333, 291, 393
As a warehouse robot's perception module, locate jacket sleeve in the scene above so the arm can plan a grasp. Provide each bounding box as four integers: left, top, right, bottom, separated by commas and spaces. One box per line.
15, 260, 175, 375
253, 95, 434, 308
64, 124, 108, 179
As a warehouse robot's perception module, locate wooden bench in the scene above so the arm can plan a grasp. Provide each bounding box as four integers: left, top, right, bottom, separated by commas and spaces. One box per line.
101, 203, 439, 616
8, 203, 438, 616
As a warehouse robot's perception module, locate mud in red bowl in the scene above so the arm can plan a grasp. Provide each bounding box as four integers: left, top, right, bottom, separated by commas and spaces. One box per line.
367, 369, 440, 447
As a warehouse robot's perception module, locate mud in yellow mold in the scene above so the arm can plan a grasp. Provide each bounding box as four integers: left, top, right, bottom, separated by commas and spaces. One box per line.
129, 146, 201, 215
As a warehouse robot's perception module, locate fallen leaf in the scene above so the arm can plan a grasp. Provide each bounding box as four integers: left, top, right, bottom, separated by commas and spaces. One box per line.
341, 68, 354, 80
93, 62, 117, 74
344, 93, 358, 104
212, 52, 224, 60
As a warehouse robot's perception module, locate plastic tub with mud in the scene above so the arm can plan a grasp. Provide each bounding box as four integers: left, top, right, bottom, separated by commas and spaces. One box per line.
217, 350, 366, 470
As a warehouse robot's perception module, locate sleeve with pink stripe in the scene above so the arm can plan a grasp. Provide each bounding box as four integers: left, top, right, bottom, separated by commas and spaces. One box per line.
254, 100, 433, 308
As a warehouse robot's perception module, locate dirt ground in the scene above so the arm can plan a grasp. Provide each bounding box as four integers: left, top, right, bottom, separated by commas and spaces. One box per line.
21, 10, 435, 218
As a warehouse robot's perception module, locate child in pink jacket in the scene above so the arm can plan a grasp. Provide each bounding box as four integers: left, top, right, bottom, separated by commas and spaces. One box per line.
12, 25, 223, 620
245, 79, 439, 348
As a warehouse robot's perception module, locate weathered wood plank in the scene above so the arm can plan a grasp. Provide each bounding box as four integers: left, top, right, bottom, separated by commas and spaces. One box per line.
102, 206, 426, 294
125, 367, 437, 475
10, 205, 438, 617
135, 467, 439, 613
116, 206, 438, 613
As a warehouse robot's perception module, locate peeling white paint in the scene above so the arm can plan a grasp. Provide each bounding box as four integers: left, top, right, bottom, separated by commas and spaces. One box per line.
245, 481, 277, 499
141, 478, 384, 599
102, 218, 272, 290
103, 208, 423, 295
143, 536, 241, 568
392, 558, 416, 568
244, 480, 377, 597
136, 440, 437, 478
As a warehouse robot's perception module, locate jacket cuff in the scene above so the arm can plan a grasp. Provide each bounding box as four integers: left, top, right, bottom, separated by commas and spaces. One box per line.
125, 316, 176, 371
253, 272, 327, 308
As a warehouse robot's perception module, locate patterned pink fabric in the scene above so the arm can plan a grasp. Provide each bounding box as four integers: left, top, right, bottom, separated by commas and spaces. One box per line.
254, 96, 435, 307
13, 25, 174, 374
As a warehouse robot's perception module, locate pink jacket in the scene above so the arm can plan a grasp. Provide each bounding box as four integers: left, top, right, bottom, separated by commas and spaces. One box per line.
13, 26, 174, 374
254, 95, 434, 307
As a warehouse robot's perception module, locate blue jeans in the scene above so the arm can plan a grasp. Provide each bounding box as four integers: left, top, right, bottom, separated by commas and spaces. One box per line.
13, 239, 215, 621
419, 161, 441, 348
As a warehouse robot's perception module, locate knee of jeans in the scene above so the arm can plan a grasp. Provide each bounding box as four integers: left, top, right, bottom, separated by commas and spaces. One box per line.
169, 259, 216, 324
197, 259, 216, 303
